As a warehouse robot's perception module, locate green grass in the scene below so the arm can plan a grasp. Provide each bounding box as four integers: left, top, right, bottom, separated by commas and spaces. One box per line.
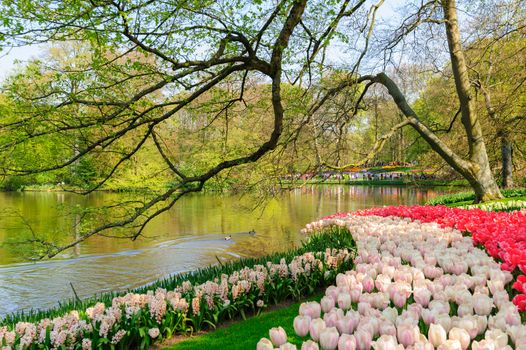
165, 295, 322, 350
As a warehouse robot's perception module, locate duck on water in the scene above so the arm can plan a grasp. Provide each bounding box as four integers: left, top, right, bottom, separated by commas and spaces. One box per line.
224, 229, 256, 240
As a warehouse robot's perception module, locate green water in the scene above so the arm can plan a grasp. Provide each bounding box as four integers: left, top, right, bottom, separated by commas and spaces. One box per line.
0, 185, 447, 316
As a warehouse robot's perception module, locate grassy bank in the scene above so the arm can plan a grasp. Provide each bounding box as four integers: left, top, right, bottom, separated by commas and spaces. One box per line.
162, 295, 322, 350
427, 187, 526, 211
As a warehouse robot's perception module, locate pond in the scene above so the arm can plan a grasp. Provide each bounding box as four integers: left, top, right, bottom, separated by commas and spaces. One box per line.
0, 185, 451, 317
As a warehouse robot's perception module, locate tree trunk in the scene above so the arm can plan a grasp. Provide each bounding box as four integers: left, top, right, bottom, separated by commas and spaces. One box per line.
371, 72, 502, 203
501, 133, 514, 188
441, 0, 503, 202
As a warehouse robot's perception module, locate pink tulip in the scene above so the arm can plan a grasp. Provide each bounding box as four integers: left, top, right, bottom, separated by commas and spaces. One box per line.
294, 316, 311, 337
336, 315, 355, 335
350, 289, 361, 303
421, 308, 437, 325
302, 340, 320, 350
280, 343, 298, 350
413, 288, 432, 307
397, 323, 419, 347
309, 318, 326, 342
392, 291, 407, 308
269, 327, 287, 347
338, 334, 357, 350
378, 321, 396, 337
257, 338, 274, 350
324, 310, 339, 328
456, 317, 479, 339
472, 294, 493, 316
300, 302, 321, 319
428, 323, 447, 348
338, 293, 352, 310
448, 327, 470, 350
362, 276, 375, 293
321, 296, 336, 313
357, 302, 370, 315
320, 327, 339, 350
326, 286, 340, 301
354, 329, 372, 350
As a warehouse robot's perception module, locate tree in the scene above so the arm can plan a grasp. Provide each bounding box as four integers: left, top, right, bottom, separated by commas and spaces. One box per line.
0, 0, 369, 257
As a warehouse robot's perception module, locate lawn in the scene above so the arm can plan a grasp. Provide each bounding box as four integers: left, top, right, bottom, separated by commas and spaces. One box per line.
163, 296, 321, 350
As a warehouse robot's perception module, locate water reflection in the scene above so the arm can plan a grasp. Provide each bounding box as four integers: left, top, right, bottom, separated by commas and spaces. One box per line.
0, 185, 452, 316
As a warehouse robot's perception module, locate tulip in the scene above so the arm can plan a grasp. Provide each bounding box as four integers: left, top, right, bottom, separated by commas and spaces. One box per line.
354, 329, 372, 350
294, 315, 311, 337
413, 287, 432, 307
321, 296, 336, 313
338, 334, 357, 350
437, 339, 463, 350
350, 289, 361, 303
338, 293, 352, 310
413, 341, 435, 350
457, 303, 473, 317
269, 327, 287, 347
436, 314, 452, 333
421, 308, 438, 325
428, 323, 447, 348
280, 343, 298, 350
324, 310, 339, 328
378, 321, 396, 337
302, 340, 320, 350
310, 318, 326, 342
382, 307, 398, 324
397, 323, 419, 347
472, 294, 493, 316
372, 335, 399, 350
362, 276, 375, 292
319, 327, 339, 350
257, 338, 274, 350
300, 302, 321, 319
392, 291, 407, 308
336, 315, 355, 335
448, 327, 470, 350
326, 286, 340, 301
484, 329, 508, 348
456, 317, 478, 339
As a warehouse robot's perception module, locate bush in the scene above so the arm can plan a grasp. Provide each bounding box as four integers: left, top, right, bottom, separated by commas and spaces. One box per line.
0, 226, 356, 349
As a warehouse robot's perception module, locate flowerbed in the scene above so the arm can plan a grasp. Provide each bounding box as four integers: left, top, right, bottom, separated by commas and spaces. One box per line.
324, 205, 526, 311
0, 228, 355, 349
261, 212, 526, 349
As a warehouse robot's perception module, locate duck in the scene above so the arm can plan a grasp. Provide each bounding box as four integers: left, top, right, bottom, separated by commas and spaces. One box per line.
224, 235, 232, 241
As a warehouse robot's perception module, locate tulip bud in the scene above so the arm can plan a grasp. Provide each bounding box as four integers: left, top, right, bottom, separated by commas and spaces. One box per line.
448, 327, 470, 350
309, 318, 326, 342
321, 296, 336, 313
319, 327, 339, 350
428, 323, 447, 348
269, 326, 287, 347
294, 315, 311, 337
301, 340, 319, 350
257, 338, 274, 350
338, 292, 352, 310
338, 334, 357, 350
